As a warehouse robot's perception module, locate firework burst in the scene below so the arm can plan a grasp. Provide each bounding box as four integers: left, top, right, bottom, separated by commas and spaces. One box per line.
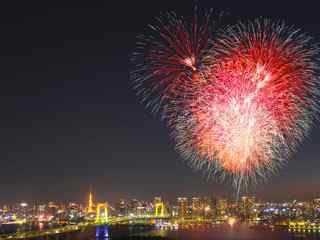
173, 19, 320, 189
131, 8, 219, 116
132, 12, 320, 193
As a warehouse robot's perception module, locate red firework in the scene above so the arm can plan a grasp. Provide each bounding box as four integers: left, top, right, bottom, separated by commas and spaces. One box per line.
132, 13, 320, 188
131, 9, 217, 115
175, 20, 319, 184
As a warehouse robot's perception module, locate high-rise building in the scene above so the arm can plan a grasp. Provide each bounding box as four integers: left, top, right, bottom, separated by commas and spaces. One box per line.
129, 199, 139, 216
177, 197, 188, 219
171, 205, 179, 217
202, 197, 212, 219
312, 199, 320, 218
154, 197, 162, 205
136, 204, 145, 217
192, 197, 201, 218
216, 198, 228, 219
240, 196, 255, 219
116, 199, 126, 216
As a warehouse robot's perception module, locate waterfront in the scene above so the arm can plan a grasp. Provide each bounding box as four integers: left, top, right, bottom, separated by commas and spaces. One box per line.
8, 223, 319, 240
3, 192, 320, 240
137, 223, 320, 240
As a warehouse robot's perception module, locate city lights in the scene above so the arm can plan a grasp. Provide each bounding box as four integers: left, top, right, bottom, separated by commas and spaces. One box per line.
2, 192, 320, 239
228, 217, 236, 226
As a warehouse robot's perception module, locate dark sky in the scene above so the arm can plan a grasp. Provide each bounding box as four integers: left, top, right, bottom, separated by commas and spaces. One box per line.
0, 0, 320, 205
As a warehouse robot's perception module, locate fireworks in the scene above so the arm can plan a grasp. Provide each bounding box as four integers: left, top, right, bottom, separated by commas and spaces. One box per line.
131, 9, 217, 116
132, 12, 320, 191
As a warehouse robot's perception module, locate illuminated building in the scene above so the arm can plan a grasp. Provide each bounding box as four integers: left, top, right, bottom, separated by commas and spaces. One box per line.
216, 198, 228, 219
192, 197, 201, 218
48, 202, 60, 217
202, 197, 212, 219
129, 199, 139, 216
136, 205, 145, 217
20, 203, 28, 208
240, 196, 255, 219
177, 197, 188, 219
154, 197, 162, 205
136, 201, 152, 216
312, 199, 320, 218
116, 199, 126, 216
171, 205, 179, 217
87, 192, 95, 213
313, 199, 320, 208
228, 216, 236, 226
38, 204, 46, 214
2, 194, 320, 232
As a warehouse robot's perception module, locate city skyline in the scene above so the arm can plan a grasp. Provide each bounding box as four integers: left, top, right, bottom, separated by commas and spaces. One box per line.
2, 191, 320, 238
3, 190, 320, 207
0, 0, 320, 205
2, 191, 320, 224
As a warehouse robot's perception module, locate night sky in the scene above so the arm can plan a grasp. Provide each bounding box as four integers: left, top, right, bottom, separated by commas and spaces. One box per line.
0, 0, 320, 205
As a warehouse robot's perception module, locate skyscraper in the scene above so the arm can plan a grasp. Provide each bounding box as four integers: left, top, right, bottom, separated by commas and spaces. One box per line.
192, 197, 201, 218
129, 199, 139, 216
216, 198, 228, 219
177, 197, 188, 219
116, 199, 126, 216
240, 196, 255, 220
154, 197, 162, 205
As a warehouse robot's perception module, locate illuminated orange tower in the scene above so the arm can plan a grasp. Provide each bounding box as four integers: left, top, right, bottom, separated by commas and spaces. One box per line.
87, 192, 94, 213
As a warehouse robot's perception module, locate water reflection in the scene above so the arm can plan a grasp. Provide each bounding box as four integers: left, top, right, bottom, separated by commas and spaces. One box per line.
96, 225, 109, 239
39, 222, 44, 231
5, 222, 320, 240
140, 222, 320, 240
